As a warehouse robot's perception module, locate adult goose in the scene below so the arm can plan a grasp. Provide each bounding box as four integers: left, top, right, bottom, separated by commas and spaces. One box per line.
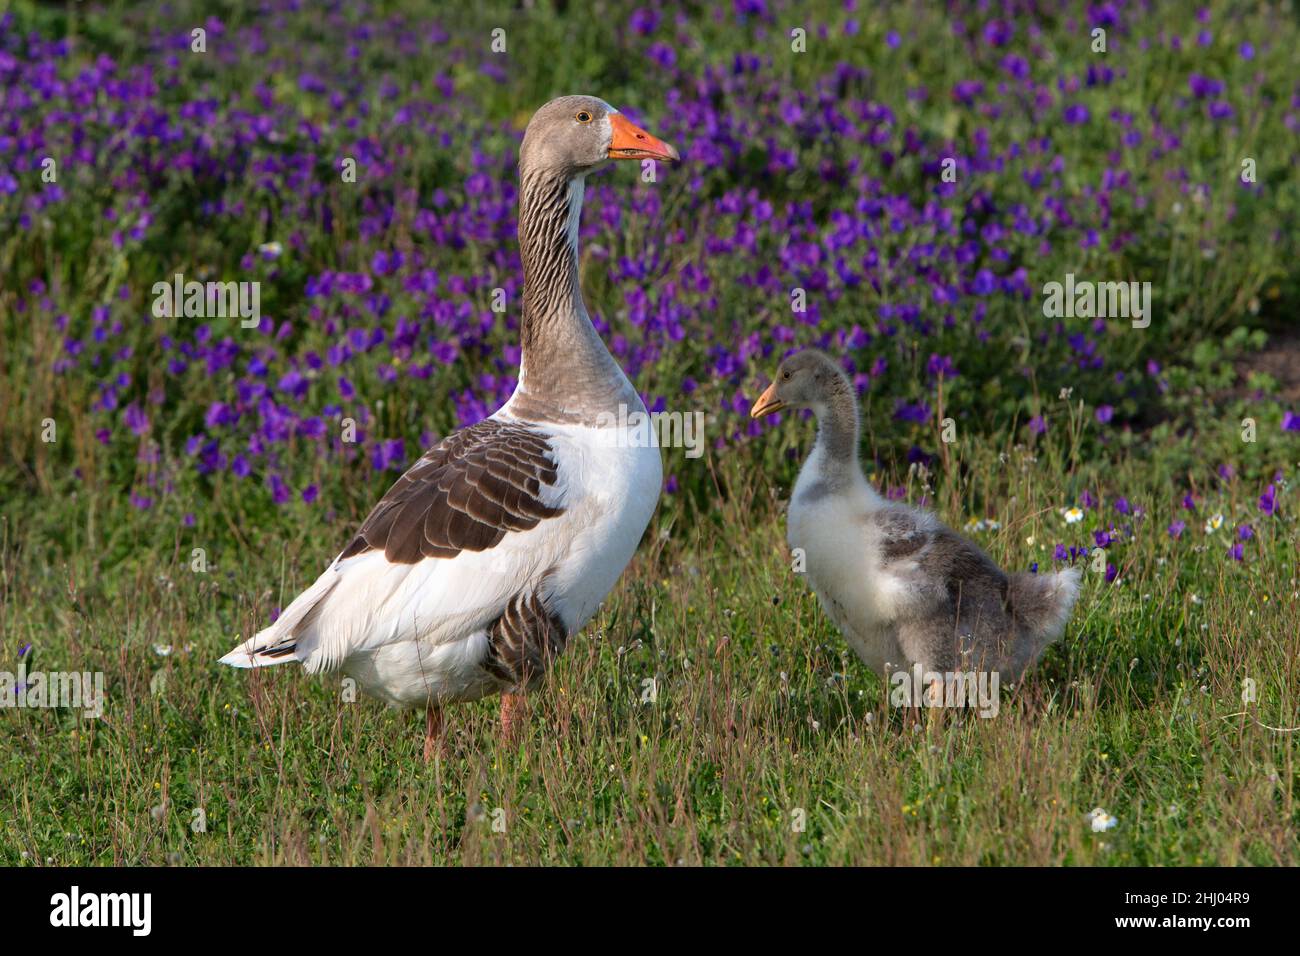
751, 350, 1081, 702
221, 96, 678, 758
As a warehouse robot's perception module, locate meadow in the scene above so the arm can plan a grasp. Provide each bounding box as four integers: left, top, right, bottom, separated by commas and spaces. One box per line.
1, 0, 1298, 865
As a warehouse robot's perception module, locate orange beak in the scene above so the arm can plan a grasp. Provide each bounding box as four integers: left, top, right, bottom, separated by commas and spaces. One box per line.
750, 381, 785, 419
608, 113, 680, 162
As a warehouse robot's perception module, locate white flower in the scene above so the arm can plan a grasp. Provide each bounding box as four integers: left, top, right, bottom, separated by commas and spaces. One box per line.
152, 644, 173, 657
964, 518, 986, 533
1086, 807, 1118, 832
1062, 507, 1084, 524
1204, 513, 1224, 533
258, 241, 283, 258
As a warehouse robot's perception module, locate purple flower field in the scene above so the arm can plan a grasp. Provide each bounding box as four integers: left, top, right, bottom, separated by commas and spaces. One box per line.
4, 2, 1296, 512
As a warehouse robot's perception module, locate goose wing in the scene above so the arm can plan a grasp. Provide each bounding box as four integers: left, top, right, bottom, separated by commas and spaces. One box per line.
221, 417, 570, 672
339, 417, 564, 564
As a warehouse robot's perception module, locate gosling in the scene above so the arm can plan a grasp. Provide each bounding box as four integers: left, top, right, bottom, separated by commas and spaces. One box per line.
751, 349, 1081, 701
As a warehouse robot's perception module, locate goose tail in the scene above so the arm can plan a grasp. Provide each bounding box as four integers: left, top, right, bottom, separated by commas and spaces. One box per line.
218, 567, 339, 669
1001, 566, 1082, 678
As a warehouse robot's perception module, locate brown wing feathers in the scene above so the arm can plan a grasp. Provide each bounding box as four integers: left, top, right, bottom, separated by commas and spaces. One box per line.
338, 420, 565, 565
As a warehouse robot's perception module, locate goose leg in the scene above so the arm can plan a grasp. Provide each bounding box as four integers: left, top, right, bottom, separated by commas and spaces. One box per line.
499, 692, 527, 742
926, 676, 943, 730
423, 701, 445, 762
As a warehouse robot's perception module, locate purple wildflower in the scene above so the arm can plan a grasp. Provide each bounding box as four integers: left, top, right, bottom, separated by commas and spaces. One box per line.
893, 400, 931, 424
1063, 103, 1091, 125
123, 403, 150, 437
628, 8, 660, 35
371, 438, 406, 471
268, 473, 290, 505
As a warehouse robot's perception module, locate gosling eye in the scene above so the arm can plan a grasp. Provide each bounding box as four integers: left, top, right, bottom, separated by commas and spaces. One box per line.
575, 110, 593, 124
782, 370, 792, 381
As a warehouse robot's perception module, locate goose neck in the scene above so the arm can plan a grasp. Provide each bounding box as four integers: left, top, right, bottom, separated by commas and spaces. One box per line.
511, 167, 634, 423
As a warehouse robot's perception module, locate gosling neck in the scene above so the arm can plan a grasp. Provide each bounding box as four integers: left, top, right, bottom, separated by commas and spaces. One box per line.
811, 383, 863, 489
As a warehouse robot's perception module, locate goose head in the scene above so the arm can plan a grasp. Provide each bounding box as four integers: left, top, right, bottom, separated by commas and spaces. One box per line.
750, 349, 852, 420
519, 95, 679, 178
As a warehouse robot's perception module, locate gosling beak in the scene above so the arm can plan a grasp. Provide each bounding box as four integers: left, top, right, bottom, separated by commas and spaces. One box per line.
608, 113, 680, 162
750, 381, 786, 419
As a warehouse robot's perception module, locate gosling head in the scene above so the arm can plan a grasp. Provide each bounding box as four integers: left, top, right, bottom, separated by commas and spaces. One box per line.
750, 349, 854, 420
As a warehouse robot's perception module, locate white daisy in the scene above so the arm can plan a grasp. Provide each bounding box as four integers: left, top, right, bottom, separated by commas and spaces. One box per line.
1086, 807, 1118, 832
1062, 507, 1084, 524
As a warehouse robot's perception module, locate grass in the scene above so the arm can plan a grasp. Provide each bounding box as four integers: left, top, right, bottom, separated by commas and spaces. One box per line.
3, 421, 1296, 865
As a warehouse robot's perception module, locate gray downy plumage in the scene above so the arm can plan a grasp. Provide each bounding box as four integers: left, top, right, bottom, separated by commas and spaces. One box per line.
752, 348, 1083, 689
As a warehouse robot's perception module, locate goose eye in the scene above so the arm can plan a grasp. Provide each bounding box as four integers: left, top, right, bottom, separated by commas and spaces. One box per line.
575, 110, 593, 123
782, 371, 791, 380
